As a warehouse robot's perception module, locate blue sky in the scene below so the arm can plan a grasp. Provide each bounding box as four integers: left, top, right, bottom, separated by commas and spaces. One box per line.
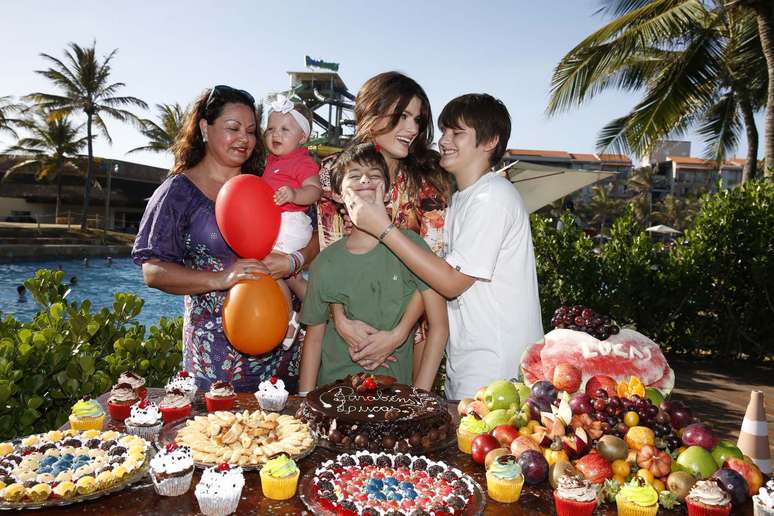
2, 0, 763, 170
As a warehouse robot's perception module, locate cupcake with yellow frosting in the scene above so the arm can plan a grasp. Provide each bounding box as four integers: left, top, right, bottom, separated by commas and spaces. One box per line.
457, 415, 489, 454
615, 478, 660, 516
68, 397, 105, 431
485, 454, 524, 503
259, 453, 300, 500
25, 483, 51, 502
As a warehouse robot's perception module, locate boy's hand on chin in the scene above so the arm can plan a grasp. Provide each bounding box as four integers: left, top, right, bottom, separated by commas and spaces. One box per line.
342, 183, 390, 237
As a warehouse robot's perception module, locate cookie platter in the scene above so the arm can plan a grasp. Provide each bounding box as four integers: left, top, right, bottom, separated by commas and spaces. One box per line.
158, 409, 316, 471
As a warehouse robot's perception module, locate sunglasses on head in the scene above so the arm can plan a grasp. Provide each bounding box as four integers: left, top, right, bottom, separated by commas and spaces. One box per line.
205, 85, 256, 109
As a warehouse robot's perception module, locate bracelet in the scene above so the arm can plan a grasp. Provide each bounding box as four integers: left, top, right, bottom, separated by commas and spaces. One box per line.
378, 223, 396, 241
287, 254, 296, 275
292, 251, 305, 271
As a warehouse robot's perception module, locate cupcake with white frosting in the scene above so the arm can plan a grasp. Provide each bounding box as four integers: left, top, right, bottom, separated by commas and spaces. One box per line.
255, 376, 288, 412
165, 371, 197, 402
204, 381, 237, 412
194, 463, 244, 516
124, 399, 163, 440
150, 443, 194, 496
753, 479, 774, 516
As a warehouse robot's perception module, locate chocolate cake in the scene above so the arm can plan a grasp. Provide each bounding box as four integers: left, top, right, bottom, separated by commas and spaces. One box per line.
297, 374, 451, 452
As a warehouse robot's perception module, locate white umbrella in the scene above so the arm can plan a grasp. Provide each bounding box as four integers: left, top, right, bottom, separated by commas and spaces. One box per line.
496, 160, 617, 213
645, 224, 681, 234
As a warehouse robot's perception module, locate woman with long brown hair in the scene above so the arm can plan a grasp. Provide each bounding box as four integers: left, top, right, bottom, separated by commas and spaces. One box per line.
132, 85, 318, 392
317, 71, 450, 379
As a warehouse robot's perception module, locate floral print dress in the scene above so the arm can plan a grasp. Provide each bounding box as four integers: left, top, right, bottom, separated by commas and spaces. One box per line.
132, 174, 300, 393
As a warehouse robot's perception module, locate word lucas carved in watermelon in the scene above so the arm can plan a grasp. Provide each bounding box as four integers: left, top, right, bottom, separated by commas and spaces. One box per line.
580, 340, 653, 361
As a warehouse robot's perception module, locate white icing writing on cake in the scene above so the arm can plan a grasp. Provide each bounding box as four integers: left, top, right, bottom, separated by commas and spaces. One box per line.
580, 340, 653, 361
321, 386, 427, 417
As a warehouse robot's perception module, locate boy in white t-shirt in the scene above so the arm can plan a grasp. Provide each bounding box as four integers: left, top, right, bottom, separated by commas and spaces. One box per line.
343, 93, 543, 400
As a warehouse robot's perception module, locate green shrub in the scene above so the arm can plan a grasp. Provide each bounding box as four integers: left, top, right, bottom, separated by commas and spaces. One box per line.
0, 269, 182, 439
532, 179, 774, 359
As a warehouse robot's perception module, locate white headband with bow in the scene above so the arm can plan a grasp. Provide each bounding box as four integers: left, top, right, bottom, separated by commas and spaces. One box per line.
268, 94, 311, 137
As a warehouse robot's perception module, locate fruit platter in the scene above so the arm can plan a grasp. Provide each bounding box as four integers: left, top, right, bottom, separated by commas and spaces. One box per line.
453, 306, 768, 514
521, 305, 675, 394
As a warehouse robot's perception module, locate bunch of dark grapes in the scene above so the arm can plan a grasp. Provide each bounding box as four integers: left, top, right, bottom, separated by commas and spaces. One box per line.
550, 305, 620, 340
589, 390, 682, 449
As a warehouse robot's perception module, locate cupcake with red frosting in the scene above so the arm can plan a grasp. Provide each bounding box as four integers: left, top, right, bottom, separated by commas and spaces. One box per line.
107, 382, 140, 421
159, 389, 192, 424
255, 376, 288, 412
205, 381, 237, 412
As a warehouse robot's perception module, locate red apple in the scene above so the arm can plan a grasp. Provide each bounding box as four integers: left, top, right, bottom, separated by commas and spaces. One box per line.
682, 423, 717, 451
723, 458, 763, 496
561, 428, 590, 459
471, 434, 500, 465
491, 425, 520, 447
584, 375, 618, 397
575, 453, 613, 484
510, 435, 541, 459
552, 363, 582, 393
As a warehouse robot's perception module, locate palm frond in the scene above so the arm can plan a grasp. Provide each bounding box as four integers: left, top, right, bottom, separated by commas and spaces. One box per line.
698, 92, 742, 163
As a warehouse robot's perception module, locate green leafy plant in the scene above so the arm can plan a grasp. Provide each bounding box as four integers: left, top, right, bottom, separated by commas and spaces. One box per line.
0, 269, 182, 439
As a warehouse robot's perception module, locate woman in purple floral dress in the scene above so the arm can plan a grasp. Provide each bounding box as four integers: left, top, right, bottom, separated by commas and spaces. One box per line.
132, 86, 319, 393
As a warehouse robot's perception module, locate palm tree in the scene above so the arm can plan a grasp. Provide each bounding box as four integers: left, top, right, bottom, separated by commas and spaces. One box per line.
627, 166, 655, 225
128, 103, 185, 155
735, 0, 774, 173
587, 182, 624, 234
25, 41, 147, 230
3, 109, 88, 221
547, 0, 766, 182
651, 194, 700, 231
0, 96, 25, 138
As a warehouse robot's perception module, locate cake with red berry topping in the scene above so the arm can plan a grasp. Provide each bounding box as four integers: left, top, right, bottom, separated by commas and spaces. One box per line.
308, 452, 480, 515
297, 374, 451, 453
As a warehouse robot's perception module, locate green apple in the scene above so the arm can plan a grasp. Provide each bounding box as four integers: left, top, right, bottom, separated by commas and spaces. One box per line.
512, 382, 532, 407
675, 446, 719, 479
483, 409, 511, 429
484, 380, 519, 411
711, 440, 743, 467
645, 387, 664, 406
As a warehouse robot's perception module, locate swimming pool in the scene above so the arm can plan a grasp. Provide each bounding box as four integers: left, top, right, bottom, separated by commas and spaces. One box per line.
0, 257, 181, 329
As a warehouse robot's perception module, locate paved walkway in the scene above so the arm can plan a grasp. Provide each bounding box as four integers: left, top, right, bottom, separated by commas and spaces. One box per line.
669, 356, 773, 458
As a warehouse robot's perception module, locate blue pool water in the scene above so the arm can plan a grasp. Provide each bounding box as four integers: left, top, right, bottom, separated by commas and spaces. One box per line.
0, 257, 181, 329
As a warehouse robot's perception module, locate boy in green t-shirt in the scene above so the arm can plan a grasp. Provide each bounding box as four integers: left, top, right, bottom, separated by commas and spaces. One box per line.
298, 143, 448, 392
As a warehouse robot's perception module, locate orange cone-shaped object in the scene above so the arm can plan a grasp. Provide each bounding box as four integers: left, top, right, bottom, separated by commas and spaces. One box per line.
737, 390, 771, 475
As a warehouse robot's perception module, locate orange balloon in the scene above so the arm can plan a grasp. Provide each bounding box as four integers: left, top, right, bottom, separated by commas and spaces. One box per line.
222, 275, 289, 355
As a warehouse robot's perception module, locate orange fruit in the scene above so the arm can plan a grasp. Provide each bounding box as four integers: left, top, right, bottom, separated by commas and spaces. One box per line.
623, 411, 640, 427
652, 478, 666, 493
613, 474, 628, 486
617, 376, 646, 399
612, 459, 631, 477
624, 426, 655, 451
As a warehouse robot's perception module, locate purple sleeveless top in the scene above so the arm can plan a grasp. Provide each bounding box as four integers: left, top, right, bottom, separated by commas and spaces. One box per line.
132, 174, 299, 392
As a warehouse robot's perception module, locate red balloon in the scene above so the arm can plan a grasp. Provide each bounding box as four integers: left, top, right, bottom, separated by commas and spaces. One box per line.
222, 276, 289, 355
215, 175, 281, 259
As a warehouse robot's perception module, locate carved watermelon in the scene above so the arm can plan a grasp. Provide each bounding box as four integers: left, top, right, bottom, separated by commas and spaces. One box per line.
519, 328, 674, 395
